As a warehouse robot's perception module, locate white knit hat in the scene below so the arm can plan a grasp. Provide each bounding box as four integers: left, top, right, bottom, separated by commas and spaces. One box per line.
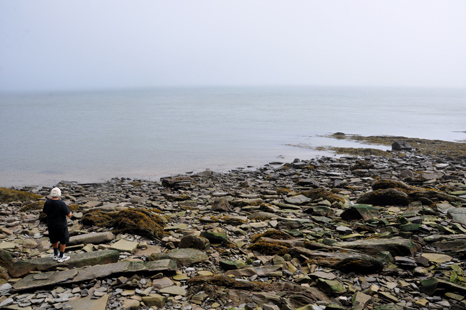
51, 187, 61, 198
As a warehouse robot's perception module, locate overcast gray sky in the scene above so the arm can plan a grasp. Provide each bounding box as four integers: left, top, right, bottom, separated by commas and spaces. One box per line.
1, 1, 466, 92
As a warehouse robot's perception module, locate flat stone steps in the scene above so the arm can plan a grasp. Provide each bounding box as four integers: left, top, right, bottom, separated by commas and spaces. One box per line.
9, 250, 120, 278
12, 259, 177, 292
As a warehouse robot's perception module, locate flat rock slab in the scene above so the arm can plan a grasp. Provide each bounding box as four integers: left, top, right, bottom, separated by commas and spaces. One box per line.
109, 239, 138, 253
135, 245, 163, 256
68, 231, 115, 246
12, 259, 177, 292
310, 271, 337, 280
225, 266, 282, 277
82, 201, 103, 208
424, 234, 466, 242
67, 294, 109, 310
284, 195, 311, 205
9, 250, 120, 278
159, 285, 187, 296
448, 208, 466, 226
334, 237, 418, 256
167, 248, 208, 266
13, 269, 78, 292
0, 242, 16, 250
291, 247, 384, 274
421, 253, 452, 264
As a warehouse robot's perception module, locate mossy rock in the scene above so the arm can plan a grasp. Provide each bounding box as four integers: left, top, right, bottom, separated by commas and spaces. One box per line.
250, 229, 294, 243
82, 209, 166, 240
331, 147, 393, 158
81, 210, 118, 227
200, 231, 228, 244
357, 188, 410, 206
409, 190, 466, 204
372, 179, 410, 191
350, 160, 375, 170
113, 209, 166, 240
179, 235, 210, 250
68, 204, 80, 212
247, 239, 291, 256
301, 188, 345, 204
39, 212, 47, 223
19, 201, 45, 212
317, 278, 347, 295
420, 278, 438, 295
276, 187, 291, 195
0, 249, 14, 269
0, 187, 42, 203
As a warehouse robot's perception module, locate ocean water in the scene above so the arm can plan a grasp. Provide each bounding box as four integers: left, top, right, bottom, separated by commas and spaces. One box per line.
0, 86, 465, 188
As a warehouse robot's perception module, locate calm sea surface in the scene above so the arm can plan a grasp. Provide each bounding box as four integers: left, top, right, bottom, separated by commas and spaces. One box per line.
1, 86, 465, 187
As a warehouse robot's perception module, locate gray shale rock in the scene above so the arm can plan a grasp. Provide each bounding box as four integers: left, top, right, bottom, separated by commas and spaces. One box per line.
2, 147, 466, 309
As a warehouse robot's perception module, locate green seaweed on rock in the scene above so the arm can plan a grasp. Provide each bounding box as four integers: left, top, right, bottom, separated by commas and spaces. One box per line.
19, 201, 45, 212
81, 208, 167, 240
247, 239, 291, 256
81, 210, 117, 227
0, 187, 42, 203
113, 209, 166, 240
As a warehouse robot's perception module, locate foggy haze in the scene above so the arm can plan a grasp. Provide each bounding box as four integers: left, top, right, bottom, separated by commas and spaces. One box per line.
1, 0, 466, 92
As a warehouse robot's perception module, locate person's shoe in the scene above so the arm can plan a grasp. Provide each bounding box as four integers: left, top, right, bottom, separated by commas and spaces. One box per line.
52, 255, 59, 261
57, 255, 70, 263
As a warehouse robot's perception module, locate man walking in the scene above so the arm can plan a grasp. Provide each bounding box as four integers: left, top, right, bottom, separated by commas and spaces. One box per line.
42, 187, 72, 262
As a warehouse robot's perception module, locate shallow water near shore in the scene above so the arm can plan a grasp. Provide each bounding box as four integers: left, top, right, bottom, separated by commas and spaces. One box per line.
1, 86, 465, 187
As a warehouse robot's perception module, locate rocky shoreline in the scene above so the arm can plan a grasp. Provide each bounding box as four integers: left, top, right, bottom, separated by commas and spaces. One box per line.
1, 135, 466, 310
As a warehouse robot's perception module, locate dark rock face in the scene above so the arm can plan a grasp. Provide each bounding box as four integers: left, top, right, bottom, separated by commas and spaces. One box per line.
357, 188, 410, 206
161, 176, 194, 188
392, 141, 413, 151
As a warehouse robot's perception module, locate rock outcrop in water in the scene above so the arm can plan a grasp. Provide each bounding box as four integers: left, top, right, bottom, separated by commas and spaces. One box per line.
1, 135, 466, 310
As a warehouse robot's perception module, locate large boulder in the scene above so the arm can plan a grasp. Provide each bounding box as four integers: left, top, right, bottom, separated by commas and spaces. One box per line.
371, 179, 411, 191
357, 188, 410, 206
392, 141, 413, 151
179, 235, 210, 250
161, 176, 194, 188
82, 209, 166, 240
292, 247, 384, 274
